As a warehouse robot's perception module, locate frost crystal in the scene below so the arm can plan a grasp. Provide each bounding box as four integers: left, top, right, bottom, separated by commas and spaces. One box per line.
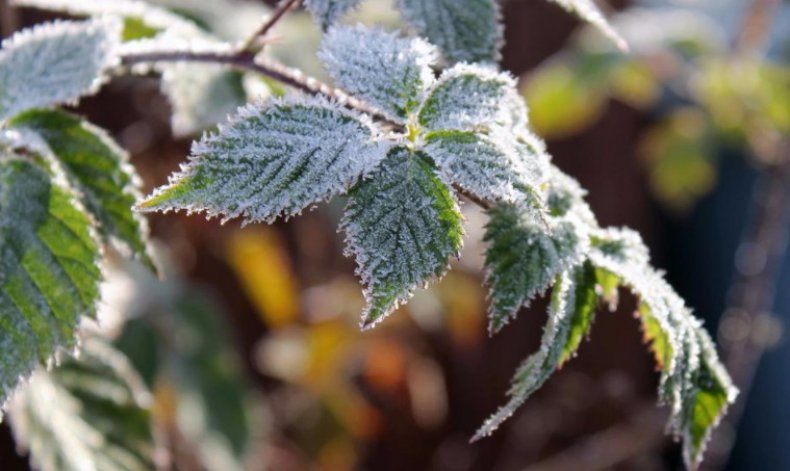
418, 64, 523, 133
138, 96, 391, 224
0, 157, 101, 408
0, 18, 121, 122
304, 0, 364, 30
319, 25, 439, 121
342, 148, 463, 329
396, 0, 502, 64
547, 0, 627, 51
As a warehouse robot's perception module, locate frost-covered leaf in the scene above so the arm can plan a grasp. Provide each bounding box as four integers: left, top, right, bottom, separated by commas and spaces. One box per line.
8, 109, 153, 269
558, 261, 599, 365
586, 227, 736, 468
0, 18, 121, 121
587, 227, 681, 389
11, 0, 194, 37
138, 96, 390, 224
396, 0, 502, 64
8, 338, 158, 471
342, 147, 463, 329
474, 263, 598, 439
319, 25, 438, 121
483, 202, 588, 333
682, 327, 737, 469
418, 64, 526, 133
422, 130, 544, 207
0, 156, 101, 408
162, 65, 249, 136
546, 0, 627, 51
304, 0, 364, 30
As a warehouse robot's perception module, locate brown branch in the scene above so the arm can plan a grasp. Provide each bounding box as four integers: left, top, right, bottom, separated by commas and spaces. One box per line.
238, 0, 303, 53
121, 50, 400, 127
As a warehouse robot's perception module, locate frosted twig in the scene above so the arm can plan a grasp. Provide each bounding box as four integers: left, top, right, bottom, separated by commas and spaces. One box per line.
120, 49, 399, 127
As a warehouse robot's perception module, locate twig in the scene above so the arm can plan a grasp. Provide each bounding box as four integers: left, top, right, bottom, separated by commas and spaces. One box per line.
238, 0, 303, 53
121, 50, 399, 127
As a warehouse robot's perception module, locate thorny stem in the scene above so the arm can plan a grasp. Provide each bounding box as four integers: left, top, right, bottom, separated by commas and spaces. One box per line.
238, 0, 303, 53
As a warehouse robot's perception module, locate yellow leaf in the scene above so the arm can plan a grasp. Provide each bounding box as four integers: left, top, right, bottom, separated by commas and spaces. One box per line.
227, 227, 299, 329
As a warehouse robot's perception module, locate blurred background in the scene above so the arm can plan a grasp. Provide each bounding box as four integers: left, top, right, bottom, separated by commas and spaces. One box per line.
1, 0, 789, 469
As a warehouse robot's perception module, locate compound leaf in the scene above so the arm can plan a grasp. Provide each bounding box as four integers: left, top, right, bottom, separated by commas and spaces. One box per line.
7, 338, 158, 471
8, 109, 153, 269
396, 0, 502, 64
0, 18, 121, 121
0, 156, 101, 408
342, 147, 463, 329
319, 25, 438, 121
138, 96, 390, 224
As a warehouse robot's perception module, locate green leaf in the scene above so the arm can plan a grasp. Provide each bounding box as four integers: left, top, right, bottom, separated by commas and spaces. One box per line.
546, 0, 627, 51
586, 227, 737, 467
318, 25, 438, 121
484, 202, 588, 333
138, 96, 390, 224
396, 0, 502, 64
7, 338, 158, 471
342, 147, 463, 329
474, 264, 598, 440
304, 0, 364, 30
682, 327, 737, 469
0, 18, 121, 121
418, 64, 525, 133
559, 261, 599, 364
8, 109, 153, 269
423, 129, 545, 206
0, 156, 101, 407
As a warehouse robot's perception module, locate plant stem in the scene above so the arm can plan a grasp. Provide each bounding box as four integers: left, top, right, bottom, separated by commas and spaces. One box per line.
121, 50, 399, 126
238, 0, 303, 53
